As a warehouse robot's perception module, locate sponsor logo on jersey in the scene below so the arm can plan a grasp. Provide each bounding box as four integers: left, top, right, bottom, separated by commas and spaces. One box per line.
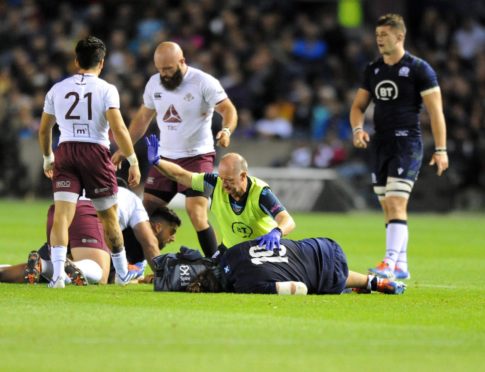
224, 265, 231, 274
183, 93, 194, 101
232, 222, 253, 238
73, 123, 90, 137
397, 168, 404, 175
154, 92, 162, 100
163, 104, 182, 123
374, 68, 380, 75
94, 187, 109, 194
56, 180, 71, 188
395, 130, 409, 137
399, 66, 410, 77
375, 80, 398, 101
146, 177, 155, 185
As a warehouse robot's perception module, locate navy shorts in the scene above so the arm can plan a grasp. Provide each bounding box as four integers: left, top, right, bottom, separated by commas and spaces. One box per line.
370, 136, 423, 186
315, 238, 349, 294
144, 152, 215, 202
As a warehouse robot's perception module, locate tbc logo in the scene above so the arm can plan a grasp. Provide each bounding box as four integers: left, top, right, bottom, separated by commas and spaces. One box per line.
232, 222, 253, 238
375, 80, 398, 101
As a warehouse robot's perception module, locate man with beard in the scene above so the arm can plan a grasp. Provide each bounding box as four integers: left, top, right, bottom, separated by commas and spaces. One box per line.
112, 42, 238, 258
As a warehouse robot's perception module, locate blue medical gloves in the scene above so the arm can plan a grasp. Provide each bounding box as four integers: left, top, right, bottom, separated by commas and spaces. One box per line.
256, 227, 282, 251
145, 134, 160, 165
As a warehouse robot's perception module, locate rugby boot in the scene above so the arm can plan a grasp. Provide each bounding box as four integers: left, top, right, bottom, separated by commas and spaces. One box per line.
368, 261, 395, 279
65, 259, 88, 286
23, 251, 41, 284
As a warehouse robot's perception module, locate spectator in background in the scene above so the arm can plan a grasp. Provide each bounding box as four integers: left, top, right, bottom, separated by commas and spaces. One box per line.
255, 102, 293, 139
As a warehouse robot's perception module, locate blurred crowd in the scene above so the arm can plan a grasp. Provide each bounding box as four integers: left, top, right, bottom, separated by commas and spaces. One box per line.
0, 0, 484, 208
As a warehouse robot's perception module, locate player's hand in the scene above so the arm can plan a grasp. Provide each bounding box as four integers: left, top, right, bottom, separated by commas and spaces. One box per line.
138, 274, 154, 284
256, 228, 282, 251
43, 153, 54, 179
352, 130, 370, 149
127, 164, 141, 187
215, 129, 231, 148
429, 152, 449, 176
111, 150, 125, 170
145, 135, 160, 165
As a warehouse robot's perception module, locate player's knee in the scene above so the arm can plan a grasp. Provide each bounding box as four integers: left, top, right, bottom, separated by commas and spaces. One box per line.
385, 177, 413, 200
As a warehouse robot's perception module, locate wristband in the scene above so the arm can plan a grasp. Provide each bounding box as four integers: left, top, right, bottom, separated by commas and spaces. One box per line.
221, 127, 231, 137
352, 127, 363, 134
43, 153, 54, 169
435, 148, 447, 153
126, 153, 139, 166
274, 227, 283, 236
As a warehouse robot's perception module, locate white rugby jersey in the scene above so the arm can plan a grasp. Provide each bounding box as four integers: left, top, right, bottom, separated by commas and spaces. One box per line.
143, 66, 227, 159
117, 187, 149, 231
43, 73, 120, 148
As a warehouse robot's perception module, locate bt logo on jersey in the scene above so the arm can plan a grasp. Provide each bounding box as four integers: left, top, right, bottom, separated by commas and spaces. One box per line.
375, 80, 398, 101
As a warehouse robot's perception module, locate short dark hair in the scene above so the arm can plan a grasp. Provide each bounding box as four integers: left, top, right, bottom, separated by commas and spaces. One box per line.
376, 14, 406, 35
75, 36, 106, 69
186, 268, 223, 293
150, 206, 182, 227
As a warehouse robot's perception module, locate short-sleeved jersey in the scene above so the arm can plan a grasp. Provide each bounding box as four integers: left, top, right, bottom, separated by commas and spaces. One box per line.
143, 66, 228, 159
43, 73, 120, 148
220, 238, 349, 294
117, 187, 149, 231
361, 52, 439, 138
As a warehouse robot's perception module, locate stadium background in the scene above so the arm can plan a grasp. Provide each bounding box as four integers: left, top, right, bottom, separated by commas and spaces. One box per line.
1, 0, 484, 211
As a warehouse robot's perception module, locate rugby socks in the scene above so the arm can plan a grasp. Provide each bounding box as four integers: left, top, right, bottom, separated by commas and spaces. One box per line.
384, 220, 408, 270
40, 258, 53, 279
73, 259, 103, 284
396, 227, 409, 273
111, 249, 128, 278
51, 246, 67, 281
197, 225, 218, 257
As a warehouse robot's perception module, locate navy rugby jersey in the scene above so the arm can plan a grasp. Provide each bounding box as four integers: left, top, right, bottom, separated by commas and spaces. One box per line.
362, 52, 438, 138
220, 238, 347, 294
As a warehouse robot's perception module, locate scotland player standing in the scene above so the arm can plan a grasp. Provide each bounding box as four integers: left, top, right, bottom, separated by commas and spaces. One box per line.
349, 14, 448, 280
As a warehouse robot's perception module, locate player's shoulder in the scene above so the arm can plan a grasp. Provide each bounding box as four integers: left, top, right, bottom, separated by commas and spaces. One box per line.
405, 52, 435, 72
364, 57, 384, 73
186, 66, 219, 85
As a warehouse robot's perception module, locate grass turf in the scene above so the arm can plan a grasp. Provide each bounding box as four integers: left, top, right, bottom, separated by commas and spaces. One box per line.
0, 199, 484, 372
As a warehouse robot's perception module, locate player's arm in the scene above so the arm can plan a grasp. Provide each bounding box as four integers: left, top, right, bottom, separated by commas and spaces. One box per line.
145, 135, 193, 188
132, 221, 159, 273
111, 105, 156, 166
422, 90, 449, 176
106, 108, 141, 187
350, 88, 372, 149
214, 98, 238, 148
274, 210, 296, 237
38, 112, 57, 179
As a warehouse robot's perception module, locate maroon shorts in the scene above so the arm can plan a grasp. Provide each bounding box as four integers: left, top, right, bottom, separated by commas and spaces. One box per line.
46, 200, 109, 254
52, 142, 118, 199
144, 152, 215, 202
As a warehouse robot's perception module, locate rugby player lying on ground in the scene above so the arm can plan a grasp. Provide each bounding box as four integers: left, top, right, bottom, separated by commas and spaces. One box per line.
186, 237, 406, 295
0, 187, 180, 285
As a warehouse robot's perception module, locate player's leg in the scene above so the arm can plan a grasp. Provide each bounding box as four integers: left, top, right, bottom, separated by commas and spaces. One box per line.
50, 200, 77, 287
185, 195, 218, 257
347, 271, 406, 295
0, 264, 27, 283
70, 248, 111, 284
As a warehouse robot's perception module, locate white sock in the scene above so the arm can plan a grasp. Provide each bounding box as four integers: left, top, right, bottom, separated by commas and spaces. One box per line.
51, 246, 67, 280
396, 228, 409, 272
73, 259, 103, 284
40, 258, 53, 279
384, 221, 408, 270
111, 249, 128, 278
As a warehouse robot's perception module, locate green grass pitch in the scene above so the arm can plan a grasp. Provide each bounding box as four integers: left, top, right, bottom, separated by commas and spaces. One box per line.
1, 199, 484, 372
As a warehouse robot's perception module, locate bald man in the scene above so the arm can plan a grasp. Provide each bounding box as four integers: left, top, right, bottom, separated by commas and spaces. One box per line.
145, 135, 295, 252
112, 42, 238, 257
